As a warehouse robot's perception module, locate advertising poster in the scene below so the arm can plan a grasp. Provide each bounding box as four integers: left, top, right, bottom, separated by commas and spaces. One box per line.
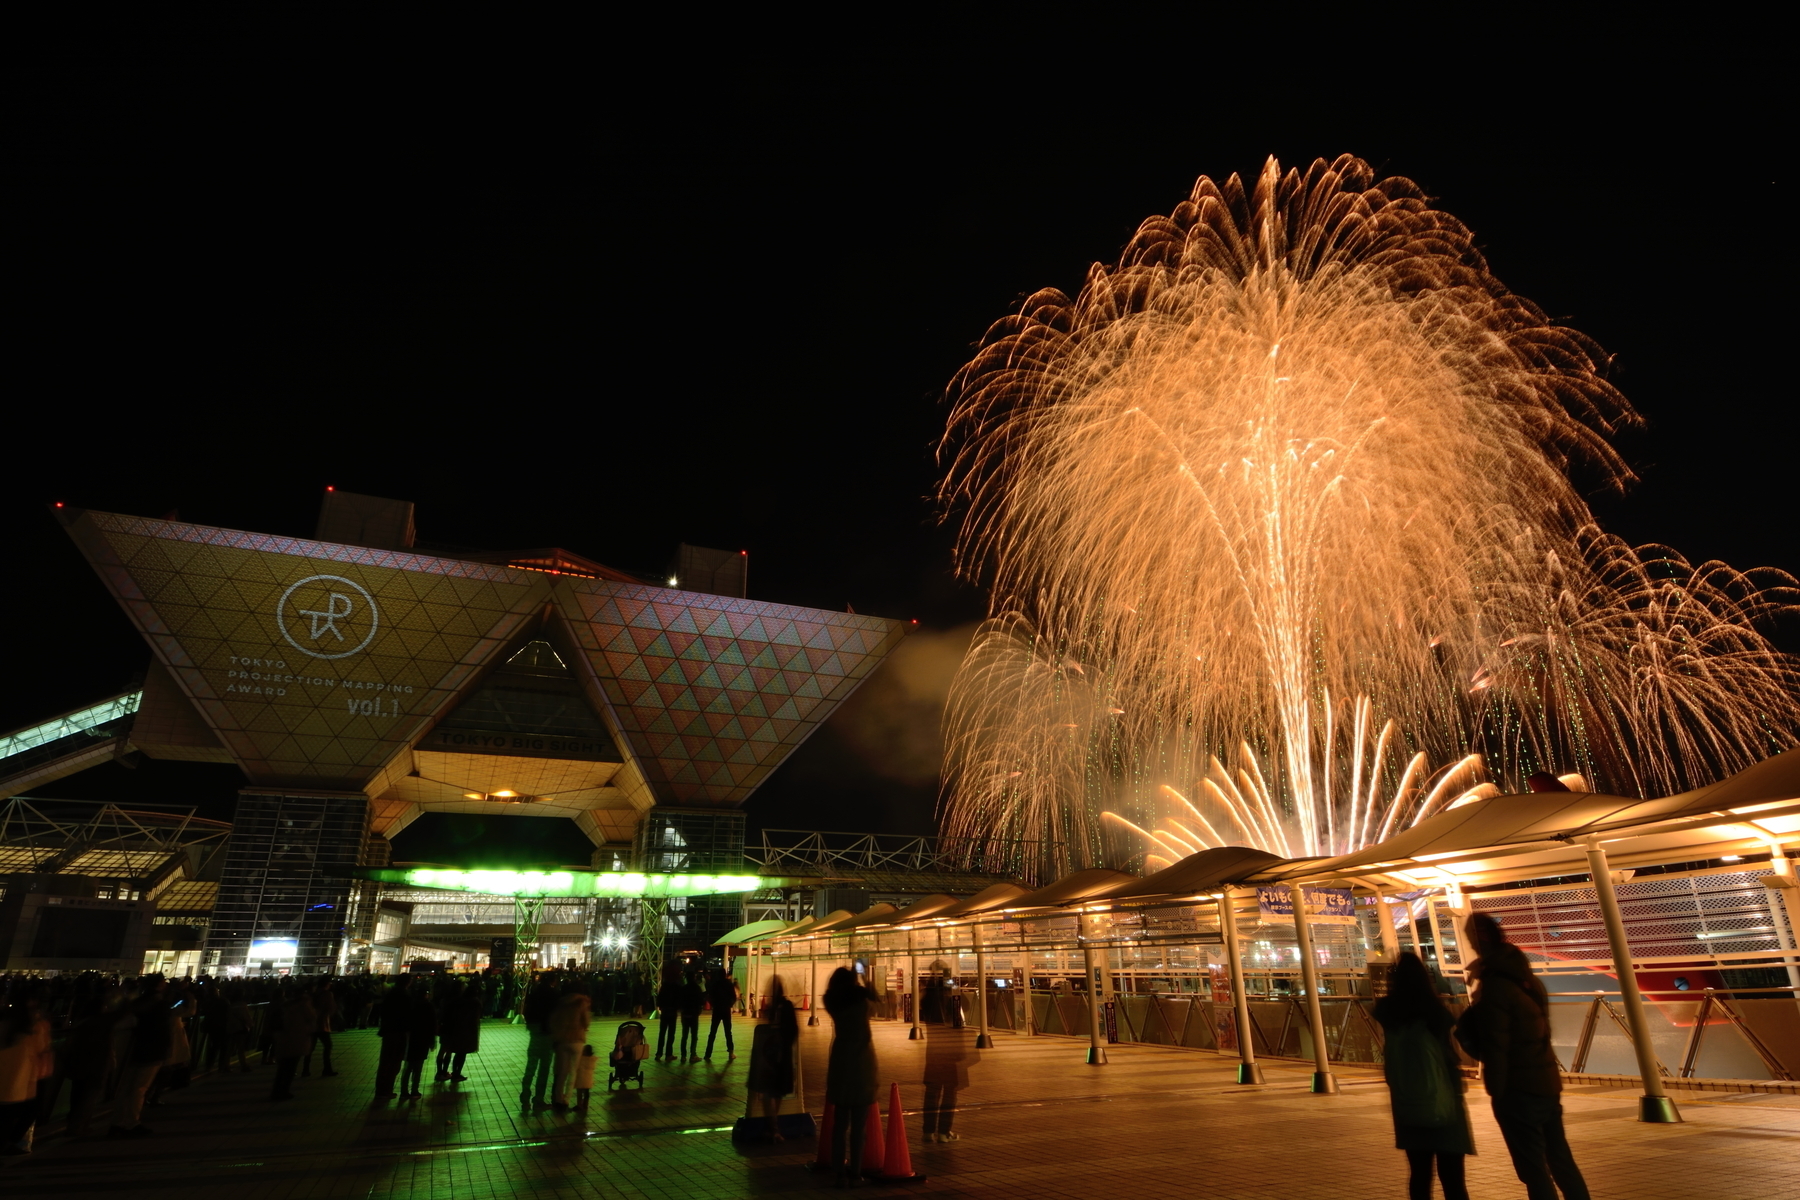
1256, 886, 1357, 924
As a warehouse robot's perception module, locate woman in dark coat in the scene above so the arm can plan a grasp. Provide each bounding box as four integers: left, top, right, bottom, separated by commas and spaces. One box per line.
823, 967, 879, 1183
654, 963, 681, 1061
1455, 912, 1590, 1200
677, 969, 706, 1062
437, 981, 482, 1081
399, 984, 437, 1100
1375, 952, 1473, 1200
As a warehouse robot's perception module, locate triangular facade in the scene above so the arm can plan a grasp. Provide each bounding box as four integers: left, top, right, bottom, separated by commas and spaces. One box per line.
555, 579, 908, 805
63, 509, 906, 829
69, 509, 547, 793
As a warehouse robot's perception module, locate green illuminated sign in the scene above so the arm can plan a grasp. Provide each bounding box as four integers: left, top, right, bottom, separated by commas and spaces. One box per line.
359, 867, 775, 898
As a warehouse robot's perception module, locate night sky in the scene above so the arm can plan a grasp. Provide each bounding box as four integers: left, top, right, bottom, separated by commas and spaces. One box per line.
8, 30, 1789, 865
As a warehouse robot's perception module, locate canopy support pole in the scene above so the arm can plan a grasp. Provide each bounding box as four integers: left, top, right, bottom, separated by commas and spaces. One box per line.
973, 921, 993, 1049
1584, 837, 1680, 1123
1081, 911, 1107, 1064
1370, 885, 1402, 962
807, 946, 819, 1025
1288, 882, 1337, 1094
1405, 895, 1427, 961
908, 927, 924, 1040
1218, 888, 1263, 1084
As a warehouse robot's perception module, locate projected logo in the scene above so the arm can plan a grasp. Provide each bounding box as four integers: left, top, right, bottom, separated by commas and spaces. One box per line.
277, 574, 380, 659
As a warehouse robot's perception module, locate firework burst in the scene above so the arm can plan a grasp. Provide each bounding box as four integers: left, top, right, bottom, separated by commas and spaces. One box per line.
938, 155, 1799, 881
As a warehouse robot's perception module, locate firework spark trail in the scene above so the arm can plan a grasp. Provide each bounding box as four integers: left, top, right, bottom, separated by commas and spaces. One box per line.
938, 155, 1800, 880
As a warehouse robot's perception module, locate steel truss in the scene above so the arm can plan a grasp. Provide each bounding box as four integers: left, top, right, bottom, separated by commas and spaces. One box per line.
750, 828, 1049, 881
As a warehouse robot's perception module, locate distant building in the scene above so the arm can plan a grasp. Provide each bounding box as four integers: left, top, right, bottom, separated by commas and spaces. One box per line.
2, 491, 907, 974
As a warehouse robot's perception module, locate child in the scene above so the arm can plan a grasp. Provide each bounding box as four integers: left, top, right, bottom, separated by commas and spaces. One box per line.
574, 1045, 596, 1110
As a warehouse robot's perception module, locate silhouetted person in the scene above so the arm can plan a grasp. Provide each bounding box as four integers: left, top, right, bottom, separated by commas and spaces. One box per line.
748, 974, 799, 1141
110, 978, 172, 1135
60, 994, 120, 1138
269, 986, 317, 1101
704, 967, 739, 1060
824, 967, 879, 1183
225, 984, 254, 1072
654, 963, 681, 1061
1456, 913, 1589, 1200
1376, 952, 1473, 1200
438, 979, 481, 1081
677, 969, 705, 1062
922, 1019, 974, 1143
400, 983, 437, 1099
520, 978, 557, 1108
306, 981, 339, 1077
373, 980, 410, 1100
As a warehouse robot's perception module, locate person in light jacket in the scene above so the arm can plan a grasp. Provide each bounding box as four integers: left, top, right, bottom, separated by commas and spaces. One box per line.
0, 997, 52, 1156
548, 991, 591, 1112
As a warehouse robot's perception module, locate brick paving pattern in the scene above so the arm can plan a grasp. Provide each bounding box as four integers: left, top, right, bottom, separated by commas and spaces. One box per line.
5, 1015, 1797, 1198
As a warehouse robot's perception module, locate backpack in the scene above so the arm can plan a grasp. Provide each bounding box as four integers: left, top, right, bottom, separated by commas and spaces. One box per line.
1384, 1018, 1459, 1127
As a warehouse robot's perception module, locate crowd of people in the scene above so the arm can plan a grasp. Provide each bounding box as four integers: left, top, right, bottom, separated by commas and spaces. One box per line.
3, 914, 1587, 1196
0, 963, 673, 1157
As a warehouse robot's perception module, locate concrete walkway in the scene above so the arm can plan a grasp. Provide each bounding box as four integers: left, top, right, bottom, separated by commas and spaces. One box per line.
5, 1014, 1797, 1199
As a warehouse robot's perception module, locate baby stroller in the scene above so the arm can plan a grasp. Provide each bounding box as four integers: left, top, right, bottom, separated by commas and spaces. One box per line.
609, 1020, 650, 1090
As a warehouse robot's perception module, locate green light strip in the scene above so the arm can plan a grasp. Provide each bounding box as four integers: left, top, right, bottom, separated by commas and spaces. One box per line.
361, 867, 779, 898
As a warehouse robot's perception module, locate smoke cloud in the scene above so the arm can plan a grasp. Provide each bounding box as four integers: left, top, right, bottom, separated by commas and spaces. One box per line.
830, 622, 978, 788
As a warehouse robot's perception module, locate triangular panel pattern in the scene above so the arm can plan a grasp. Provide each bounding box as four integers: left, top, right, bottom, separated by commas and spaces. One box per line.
556, 580, 907, 806
67, 510, 551, 792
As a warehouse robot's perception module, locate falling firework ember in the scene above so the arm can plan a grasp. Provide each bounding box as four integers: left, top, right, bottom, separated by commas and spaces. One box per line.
937, 155, 1800, 883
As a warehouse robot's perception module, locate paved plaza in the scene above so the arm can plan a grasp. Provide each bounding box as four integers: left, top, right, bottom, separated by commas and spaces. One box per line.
6, 1015, 1798, 1199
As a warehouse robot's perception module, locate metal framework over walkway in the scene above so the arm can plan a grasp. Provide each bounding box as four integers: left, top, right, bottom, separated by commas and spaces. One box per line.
725, 749, 1800, 1120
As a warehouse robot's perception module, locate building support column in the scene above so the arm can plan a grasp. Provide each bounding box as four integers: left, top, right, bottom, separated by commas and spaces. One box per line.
1081, 912, 1107, 1064
1288, 882, 1337, 1094
1218, 889, 1264, 1084
1584, 837, 1680, 1123
973, 921, 993, 1048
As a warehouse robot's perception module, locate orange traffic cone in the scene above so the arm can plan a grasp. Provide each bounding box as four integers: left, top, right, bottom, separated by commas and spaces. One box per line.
880, 1081, 923, 1181
861, 1100, 886, 1174
808, 1103, 836, 1171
